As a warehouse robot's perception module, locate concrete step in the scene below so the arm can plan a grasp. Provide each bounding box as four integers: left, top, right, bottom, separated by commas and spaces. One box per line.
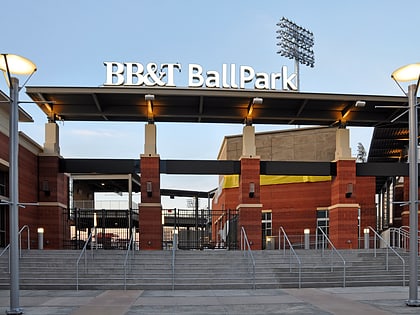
0, 249, 416, 290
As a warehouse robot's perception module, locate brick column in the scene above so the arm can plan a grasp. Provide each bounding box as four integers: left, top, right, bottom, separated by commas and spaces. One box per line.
329, 159, 359, 249
38, 155, 69, 249
139, 155, 162, 250
237, 157, 263, 250
36, 122, 69, 249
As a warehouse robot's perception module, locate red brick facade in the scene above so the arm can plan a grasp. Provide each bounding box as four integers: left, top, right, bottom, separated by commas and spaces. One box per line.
213, 159, 378, 249
237, 157, 262, 250
0, 125, 414, 251
1, 131, 70, 249
139, 156, 162, 249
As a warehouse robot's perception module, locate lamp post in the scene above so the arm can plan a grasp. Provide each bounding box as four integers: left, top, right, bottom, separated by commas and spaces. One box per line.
0, 54, 37, 315
392, 63, 420, 307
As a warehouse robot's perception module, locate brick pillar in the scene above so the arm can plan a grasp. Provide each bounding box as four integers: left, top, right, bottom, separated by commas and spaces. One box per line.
357, 176, 377, 232
139, 155, 162, 250
329, 159, 359, 249
237, 157, 263, 250
38, 155, 69, 249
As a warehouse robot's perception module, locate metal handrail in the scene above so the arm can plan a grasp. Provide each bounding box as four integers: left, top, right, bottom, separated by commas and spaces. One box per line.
0, 225, 31, 273
389, 227, 409, 250
368, 226, 406, 286
19, 225, 30, 257
123, 232, 135, 290
76, 232, 93, 291
171, 231, 178, 290
279, 227, 302, 288
0, 244, 10, 273
317, 227, 346, 287
240, 227, 255, 289
390, 226, 420, 253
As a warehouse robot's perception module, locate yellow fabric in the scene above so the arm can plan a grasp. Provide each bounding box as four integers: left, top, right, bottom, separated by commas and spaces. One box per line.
222, 175, 331, 189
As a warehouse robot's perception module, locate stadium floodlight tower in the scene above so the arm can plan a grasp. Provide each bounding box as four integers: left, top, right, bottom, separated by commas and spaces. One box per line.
276, 17, 315, 91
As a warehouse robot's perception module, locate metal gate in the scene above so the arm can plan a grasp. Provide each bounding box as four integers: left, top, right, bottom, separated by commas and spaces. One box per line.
68, 208, 138, 249
162, 208, 238, 250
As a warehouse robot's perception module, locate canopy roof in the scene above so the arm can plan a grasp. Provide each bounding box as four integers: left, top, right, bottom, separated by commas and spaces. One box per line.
25, 85, 415, 169
25, 86, 408, 127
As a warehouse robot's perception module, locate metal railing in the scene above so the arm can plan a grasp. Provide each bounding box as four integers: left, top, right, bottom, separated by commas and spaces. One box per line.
0, 225, 31, 273
0, 245, 10, 273
317, 227, 346, 287
278, 227, 302, 288
76, 231, 94, 291
171, 231, 178, 290
240, 227, 255, 289
18, 225, 30, 255
389, 226, 420, 254
123, 232, 135, 290
368, 226, 406, 286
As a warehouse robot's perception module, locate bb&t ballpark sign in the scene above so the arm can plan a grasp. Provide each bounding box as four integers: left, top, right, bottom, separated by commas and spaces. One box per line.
104, 62, 297, 91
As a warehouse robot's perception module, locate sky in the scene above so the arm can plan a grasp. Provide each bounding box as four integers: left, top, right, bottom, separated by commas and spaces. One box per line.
2, 0, 420, 209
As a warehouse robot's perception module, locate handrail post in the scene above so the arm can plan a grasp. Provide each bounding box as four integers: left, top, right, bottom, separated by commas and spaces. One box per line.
241, 227, 256, 290
124, 232, 135, 290
317, 227, 346, 287
279, 227, 302, 288
374, 233, 377, 257
76, 231, 94, 290
367, 226, 406, 287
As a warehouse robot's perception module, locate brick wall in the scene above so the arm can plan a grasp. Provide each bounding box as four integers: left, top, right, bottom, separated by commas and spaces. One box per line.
139, 156, 162, 249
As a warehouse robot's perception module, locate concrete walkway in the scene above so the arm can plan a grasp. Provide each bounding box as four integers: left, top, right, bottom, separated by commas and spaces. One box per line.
0, 287, 419, 314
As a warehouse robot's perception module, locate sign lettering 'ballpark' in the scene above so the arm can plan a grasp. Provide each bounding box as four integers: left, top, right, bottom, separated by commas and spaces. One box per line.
104, 62, 297, 91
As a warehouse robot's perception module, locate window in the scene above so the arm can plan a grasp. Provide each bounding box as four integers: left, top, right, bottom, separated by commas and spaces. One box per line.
317, 210, 329, 235
262, 210, 272, 249
316, 209, 329, 248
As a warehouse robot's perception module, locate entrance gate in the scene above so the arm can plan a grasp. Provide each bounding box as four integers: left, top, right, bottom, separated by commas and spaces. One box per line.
162, 209, 239, 250
69, 208, 139, 249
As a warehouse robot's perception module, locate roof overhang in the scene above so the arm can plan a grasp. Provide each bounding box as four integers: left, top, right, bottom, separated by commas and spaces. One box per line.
25, 86, 408, 127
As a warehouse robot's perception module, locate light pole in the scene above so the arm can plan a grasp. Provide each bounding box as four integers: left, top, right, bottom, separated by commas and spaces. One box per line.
276, 17, 315, 91
0, 54, 37, 315
392, 63, 420, 307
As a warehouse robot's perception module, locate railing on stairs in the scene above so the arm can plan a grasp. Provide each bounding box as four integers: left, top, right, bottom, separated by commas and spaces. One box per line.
278, 226, 302, 288
18, 225, 30, 255
389, 226, 420, 254
76, 231, 94, 291
240, 227, 255, 289
172, 230, 178, 290
317, 227, 346, 288
0, 225, 31, 273
368, 226, 406, 286
123, 232, 135, 290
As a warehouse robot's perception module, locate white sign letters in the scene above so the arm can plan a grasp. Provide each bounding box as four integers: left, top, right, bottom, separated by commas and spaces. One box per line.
104, 62, 297, 91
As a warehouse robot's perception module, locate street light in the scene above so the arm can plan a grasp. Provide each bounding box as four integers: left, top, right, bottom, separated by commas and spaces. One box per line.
0, 53, 37, 315
391, 63, 420, 307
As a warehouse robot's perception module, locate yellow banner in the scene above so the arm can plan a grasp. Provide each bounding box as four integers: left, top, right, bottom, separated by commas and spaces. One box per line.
222, 175, 331, 189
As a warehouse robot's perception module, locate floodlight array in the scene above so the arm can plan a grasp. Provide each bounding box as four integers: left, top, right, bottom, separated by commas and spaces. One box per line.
276, 17, 315, 68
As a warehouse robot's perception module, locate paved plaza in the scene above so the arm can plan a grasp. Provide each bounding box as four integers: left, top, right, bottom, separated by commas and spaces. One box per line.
0, 287, 419, 314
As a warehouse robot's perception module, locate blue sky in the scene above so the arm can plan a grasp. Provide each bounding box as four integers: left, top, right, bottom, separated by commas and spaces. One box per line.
2, 0, 420, 208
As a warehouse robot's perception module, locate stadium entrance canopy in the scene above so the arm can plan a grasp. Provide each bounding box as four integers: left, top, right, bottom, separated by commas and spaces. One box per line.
25, 86, 413, 193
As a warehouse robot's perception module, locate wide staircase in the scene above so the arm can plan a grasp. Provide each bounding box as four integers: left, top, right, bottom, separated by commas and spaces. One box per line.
0, 248, 412, 290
